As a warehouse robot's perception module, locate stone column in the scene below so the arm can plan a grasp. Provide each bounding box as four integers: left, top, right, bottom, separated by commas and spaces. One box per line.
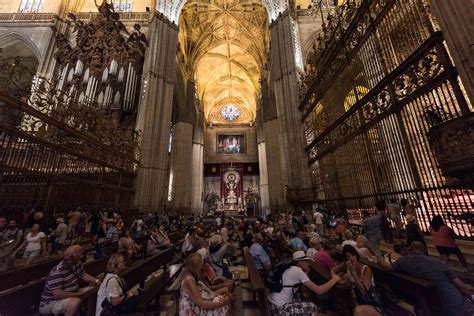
268, 11, 312, 197
169, 80, 195, 213
256, 107, 270, 215
261, 78, 286, 211
134, 13, 178, 213
191, 108, 205, 212
430, 0, 474, 104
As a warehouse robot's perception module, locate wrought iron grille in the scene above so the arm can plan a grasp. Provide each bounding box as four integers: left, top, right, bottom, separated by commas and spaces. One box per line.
297, 0, 473, 237
0, 93, 138, 221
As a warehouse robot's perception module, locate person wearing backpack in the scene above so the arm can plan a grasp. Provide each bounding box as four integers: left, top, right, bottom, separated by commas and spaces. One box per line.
268, 251, 341, 315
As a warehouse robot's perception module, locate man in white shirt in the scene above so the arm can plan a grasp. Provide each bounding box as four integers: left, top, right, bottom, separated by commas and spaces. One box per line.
313, 210, 324, 235
268, 251, 340, 315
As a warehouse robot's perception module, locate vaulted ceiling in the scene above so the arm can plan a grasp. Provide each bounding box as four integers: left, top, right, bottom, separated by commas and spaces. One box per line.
178, 0, 269, 125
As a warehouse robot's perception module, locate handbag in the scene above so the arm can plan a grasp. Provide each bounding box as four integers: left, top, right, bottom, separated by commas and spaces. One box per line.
355, 284, 384, 312
100, 275, 126, 316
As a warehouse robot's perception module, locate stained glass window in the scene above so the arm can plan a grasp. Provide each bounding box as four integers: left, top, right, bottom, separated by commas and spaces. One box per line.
113, 0, 132, 12
221, 104, 240, 121
18, 0, 44, 13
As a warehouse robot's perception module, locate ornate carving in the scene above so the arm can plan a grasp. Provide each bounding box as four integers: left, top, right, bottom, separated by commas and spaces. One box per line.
428, 113, 474, 185
52, 0, 148, 76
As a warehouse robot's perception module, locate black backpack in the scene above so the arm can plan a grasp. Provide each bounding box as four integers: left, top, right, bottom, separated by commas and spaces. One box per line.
265, 260, 298, 293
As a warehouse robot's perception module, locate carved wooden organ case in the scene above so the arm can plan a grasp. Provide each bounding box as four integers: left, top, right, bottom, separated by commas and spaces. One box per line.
52, 1, 148, 127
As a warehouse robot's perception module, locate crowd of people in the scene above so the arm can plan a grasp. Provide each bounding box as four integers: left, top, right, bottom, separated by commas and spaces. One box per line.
1, 199, 474, 316
0, 208, 192, 270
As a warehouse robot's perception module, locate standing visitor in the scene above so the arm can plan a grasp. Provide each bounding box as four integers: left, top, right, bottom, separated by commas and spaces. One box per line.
52, 217, 68, 256
387, 198, 402, 239
430, 215, 468, 271
12, 223, 46, 266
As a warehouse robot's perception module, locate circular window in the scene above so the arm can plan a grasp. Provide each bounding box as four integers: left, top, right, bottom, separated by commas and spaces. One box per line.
221, 104, 241, 121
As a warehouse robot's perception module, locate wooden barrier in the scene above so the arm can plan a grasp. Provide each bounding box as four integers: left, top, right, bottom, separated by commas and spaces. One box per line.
308, 260, 354, 316
242, 247, 270, 316
0, 246, 173, 316
0, 235, 149, 291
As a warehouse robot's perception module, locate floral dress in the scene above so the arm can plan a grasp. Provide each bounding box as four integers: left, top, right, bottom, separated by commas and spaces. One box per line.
179, 275, 230, 316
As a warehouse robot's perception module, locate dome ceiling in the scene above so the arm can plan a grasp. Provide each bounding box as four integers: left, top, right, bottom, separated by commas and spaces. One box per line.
178, 0, 269, 125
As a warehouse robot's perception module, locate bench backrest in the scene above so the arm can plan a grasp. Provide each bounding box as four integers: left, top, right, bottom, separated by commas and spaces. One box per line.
243, 247, 269, 316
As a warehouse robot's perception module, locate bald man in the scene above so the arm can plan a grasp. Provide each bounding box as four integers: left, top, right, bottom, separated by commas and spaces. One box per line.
39, 245, 100, 316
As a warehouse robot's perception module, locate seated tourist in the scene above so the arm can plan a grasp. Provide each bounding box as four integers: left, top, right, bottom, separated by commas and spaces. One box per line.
181, 226, 196, 255
155, 225, 171, 246
380, 241, 474, 316
341, 230, 358, 248
12, 223, 46, 266
334, 245, 383, 316
96, 254, 141, 315
306, 237, 321, 261
118, 232, 138, 260
250, 232, 271, 279
197, 248, 235, 293
355, 235, 373, 260
39, 245, 100, 316
146, 231, 160, 256
106, 219, 119, 242
405, 215, 425, 246
0, 219, 23, 269
179, 252, 231, 315
288, 230, 308, 252
208, 234, 232, 279
314, 239, 336, 271
384, 240, 408, 263
268, 250, 340, 316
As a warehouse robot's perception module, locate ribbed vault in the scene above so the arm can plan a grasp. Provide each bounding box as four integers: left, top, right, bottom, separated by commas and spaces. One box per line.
178, 0, 269, 125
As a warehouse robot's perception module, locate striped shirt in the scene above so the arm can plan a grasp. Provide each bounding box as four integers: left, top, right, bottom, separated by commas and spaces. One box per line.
40, 260, 85, 304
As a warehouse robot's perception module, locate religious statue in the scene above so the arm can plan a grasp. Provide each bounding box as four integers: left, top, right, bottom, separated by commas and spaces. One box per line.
223, 168, 240, 211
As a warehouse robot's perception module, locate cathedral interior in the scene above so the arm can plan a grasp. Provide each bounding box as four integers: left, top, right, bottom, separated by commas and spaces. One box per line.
0, 0, 473, 315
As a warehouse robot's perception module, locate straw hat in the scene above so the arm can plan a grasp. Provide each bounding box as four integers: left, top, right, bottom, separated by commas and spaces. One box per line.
209, 234, 222, 246
34, 211, 44, 221
292, 250, 309, 261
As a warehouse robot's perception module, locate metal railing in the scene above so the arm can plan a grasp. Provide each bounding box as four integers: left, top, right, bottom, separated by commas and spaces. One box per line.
297, 0, 473, 237
0, 93, 138, 220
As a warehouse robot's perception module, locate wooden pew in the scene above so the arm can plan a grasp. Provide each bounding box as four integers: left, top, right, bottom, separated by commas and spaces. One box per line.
0, 246, 173, 316
366, 260, 439, 316
82, 246, 175, 316
0, 234, 150, 292
334, 250, 439, 315
308, 260, 354, 316
242, 247, 270, 316
137, 263, 183, 312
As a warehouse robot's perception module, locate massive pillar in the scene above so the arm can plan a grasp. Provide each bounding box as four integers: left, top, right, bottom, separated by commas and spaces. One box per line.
256, 106, 270, 215
430, 0, 474, 104
134, 13, 178, 212
267, 11, 312, 206
169, 80, 195, 213
191, 108, 204, 212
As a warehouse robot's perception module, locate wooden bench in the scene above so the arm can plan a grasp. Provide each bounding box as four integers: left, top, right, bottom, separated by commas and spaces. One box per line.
242, 247, 270, 316
0, 234, 150, 292
82, 246, 175, 316
308, 260, 355, 316
0, 246, 174, 316
366, 260, 439, 316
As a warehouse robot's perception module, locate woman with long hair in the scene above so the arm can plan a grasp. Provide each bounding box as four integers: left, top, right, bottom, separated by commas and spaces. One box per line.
334, 245, 383, 316
179, 252, 231, 316
430, 215, 468, 271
